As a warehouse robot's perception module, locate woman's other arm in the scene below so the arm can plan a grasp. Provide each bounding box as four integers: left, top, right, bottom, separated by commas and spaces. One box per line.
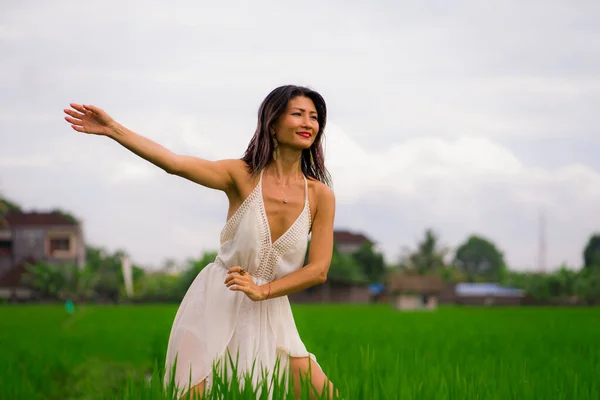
226, 182, 336, 300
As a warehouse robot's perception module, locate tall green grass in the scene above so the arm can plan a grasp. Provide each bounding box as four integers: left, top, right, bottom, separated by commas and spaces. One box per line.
1, 304, 598, 399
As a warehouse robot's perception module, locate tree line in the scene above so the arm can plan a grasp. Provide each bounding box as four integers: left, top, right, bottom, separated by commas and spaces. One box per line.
392, 229, 600, 305
2, 194, 599, 304
16, 229, 600, 305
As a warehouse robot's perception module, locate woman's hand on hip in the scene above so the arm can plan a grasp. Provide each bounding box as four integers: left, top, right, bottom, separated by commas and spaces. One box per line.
225, 266, 268, 301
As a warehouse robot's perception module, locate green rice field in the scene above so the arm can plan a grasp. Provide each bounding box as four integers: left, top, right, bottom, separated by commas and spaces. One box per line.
0, 304, 598, 399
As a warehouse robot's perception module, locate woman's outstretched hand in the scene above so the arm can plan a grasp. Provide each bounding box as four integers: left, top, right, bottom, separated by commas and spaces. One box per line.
225, 266, 268, 301
64, 103, 117, 136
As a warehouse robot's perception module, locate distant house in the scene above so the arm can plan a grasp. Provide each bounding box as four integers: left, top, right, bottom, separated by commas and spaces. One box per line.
453, 283, 525, 306
387, 273, 447, 310
333, 230, 374, 254
0, 258, 38, 301
0, 211, 86, 300
288, 277, 371, 304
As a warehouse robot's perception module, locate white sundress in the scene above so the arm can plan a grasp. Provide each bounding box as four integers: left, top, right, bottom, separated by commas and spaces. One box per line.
163, 169, 319, 396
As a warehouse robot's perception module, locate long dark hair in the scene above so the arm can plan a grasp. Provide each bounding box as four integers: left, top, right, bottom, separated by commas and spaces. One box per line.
241, 85, 332, 187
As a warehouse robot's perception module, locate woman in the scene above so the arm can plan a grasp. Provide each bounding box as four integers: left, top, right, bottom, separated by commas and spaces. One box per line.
63, 85, 337, 399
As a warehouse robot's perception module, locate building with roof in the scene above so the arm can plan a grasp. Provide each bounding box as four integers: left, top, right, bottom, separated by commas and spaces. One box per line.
452, 282, 525, 306
0, 211, 86, 300
333, 229, 375, 254
387, 273, 447, 310
288, 277, 371, 304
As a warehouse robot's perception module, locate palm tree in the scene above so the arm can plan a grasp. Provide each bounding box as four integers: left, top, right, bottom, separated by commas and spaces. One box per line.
399, 229, 449, 274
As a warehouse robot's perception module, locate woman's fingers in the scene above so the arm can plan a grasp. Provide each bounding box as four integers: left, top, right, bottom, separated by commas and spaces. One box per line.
70, 103, 86, 113
64, 116, 82, 125
71, 124, 87, 133
229, 285, 249, 294
226, 276, 245, 287
64, 108, 85, 119
224, 275, 235, 286
225, 266, 254, 293
227, 266, 244, 274
83, 104, 102, 114
225, 275, 253, 288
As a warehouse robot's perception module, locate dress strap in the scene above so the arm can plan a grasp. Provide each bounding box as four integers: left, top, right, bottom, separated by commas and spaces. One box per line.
303, 174, 309, 204
303, 174, 312, 232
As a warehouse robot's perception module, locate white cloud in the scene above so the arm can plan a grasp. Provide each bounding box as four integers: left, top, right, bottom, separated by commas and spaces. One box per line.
108, 162, 160, 184
325, 128, 524, 201
0, 156, 52, 168
325, 124, 600, 269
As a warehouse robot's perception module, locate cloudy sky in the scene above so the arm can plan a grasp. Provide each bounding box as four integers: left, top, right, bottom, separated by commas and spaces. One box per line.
1, 0, 599, 271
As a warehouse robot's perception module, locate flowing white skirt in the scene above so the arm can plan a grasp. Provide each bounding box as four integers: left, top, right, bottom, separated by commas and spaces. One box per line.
163, 262, 318, 395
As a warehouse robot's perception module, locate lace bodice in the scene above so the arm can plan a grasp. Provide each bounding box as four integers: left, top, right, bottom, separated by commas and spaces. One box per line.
216, 170, 311, 282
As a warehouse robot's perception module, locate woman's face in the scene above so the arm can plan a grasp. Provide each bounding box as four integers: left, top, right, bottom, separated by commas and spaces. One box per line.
272, 96, 319, 150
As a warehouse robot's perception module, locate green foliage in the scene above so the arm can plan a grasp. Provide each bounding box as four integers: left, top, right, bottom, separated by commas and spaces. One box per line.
21, 249, 228, 304
454, 235, 506, 282
176, 252, 219, 296
398, 229, 449, 274
503, 265, 600, 304
23, 261, 99, 302
22, 261, 95, 301
161, 352, 326, 400
583, 233, 600, 269
8, 189, 599, 306
0, 193, 21, 218
131, 252, 221, 303
436, 265, 468, 284
50, 208, 80, 224
394, 229, 600, 305
21, 246, 149, 303
22, 261, 68, 299
351, 242, 386, 283
134, 272, 181, 303
574, 267, 600, 304
305, 240, 374, 284
327, 250, 369, 284
86, 246, 129, 302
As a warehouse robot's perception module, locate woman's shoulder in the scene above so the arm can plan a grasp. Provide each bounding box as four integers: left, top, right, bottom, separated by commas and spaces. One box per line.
307, 176, 335, 210
307, 177, 331, 193
221, 159, 251, 179
228, 159, 259, 191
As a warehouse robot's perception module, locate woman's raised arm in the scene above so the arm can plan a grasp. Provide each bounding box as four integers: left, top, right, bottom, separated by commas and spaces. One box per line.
64, 103, 237, 192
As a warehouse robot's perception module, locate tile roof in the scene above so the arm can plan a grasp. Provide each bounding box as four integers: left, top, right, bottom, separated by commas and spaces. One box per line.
4, 212, 78, 227
333, 230, 373, 245
387, 273, 446, 293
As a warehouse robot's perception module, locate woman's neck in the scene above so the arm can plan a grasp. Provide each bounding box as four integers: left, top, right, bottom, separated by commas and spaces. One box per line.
269, 149, 303, 184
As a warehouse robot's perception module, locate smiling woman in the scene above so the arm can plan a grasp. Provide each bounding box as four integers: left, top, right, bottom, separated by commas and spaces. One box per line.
63, 85, 337, 399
